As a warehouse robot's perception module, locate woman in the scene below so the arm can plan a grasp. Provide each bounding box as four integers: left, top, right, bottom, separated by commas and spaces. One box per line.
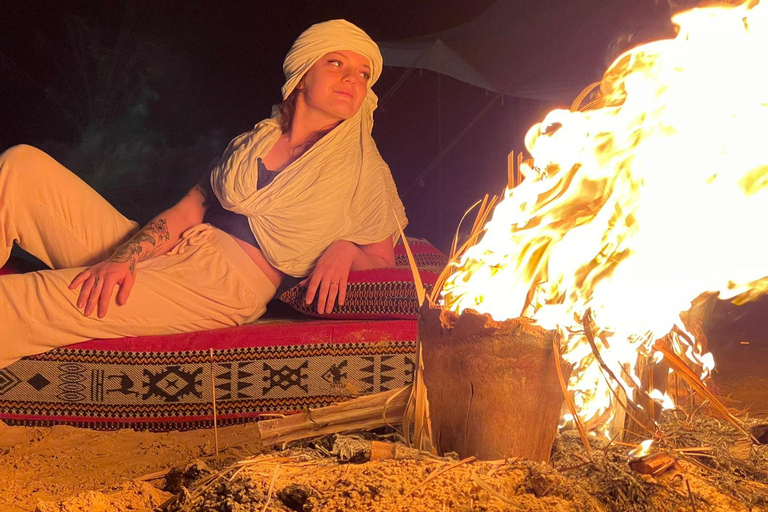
0, 20, 407, 368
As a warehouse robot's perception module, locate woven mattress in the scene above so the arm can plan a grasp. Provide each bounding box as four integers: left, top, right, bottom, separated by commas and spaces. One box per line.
0, 318, 417, 431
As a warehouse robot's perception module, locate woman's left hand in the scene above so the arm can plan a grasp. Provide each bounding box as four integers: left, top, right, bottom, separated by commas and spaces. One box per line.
300, 240, 359, 314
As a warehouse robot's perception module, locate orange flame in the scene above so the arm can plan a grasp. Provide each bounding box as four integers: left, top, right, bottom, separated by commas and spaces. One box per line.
441, 1, 767, 435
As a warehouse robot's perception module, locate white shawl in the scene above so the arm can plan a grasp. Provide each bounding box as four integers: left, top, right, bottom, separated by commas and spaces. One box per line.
211, 19, 407, 277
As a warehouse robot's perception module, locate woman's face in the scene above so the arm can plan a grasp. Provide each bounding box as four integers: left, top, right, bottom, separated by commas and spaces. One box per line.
298, 50, 372, 125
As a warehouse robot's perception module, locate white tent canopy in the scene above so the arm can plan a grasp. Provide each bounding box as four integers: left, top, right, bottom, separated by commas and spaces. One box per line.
380, 0, 674, 103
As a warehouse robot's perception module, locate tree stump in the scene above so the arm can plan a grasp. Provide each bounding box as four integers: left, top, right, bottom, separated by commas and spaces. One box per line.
418, 302, 569, 462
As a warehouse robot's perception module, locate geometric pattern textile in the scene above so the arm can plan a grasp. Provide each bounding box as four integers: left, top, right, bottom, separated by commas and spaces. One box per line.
280, 237, 448, 320
0, 318, 416, 431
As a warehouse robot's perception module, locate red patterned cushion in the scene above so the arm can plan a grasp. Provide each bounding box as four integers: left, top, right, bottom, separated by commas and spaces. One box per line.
280, 237, 448, 320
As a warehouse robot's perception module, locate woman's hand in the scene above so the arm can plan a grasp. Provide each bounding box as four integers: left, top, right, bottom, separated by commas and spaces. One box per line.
65, 183, 212, 319
69, 260, 136, 318
300, 240, 359, 314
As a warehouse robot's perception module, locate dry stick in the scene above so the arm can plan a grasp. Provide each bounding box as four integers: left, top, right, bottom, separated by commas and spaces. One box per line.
607, 440, 647, 450
686, 399, 709, 427
570, 81, 602, 112
507, 151, 516, 190
261, 463, 281, 512
688, 372, 696, 423
210, 348, 220, 462
470, 472, 524, 509
552, 334, 593, 459
403, 456, 476, 498
469, 194, 490, 236
450, 198, 484, 261
486, 460, 508, 478
577, 95, 609, 112
582, 310, 655, 434
558, 461, 593, 473
394, 213, 432, 452
230, 456, 297, 484
618, 425, 654, 440
399, 227, 436, 453
653, 339, 754, 440
394, 213, 424, 305
602, 431, 622, 452
431, 195, 498, 303
410, 343, 433, 452
648, 363, 655, 425
685, 478, 697, 512
571, 452, 593, 464
438, 194, 492, 296
135, 468, 171, 482
199, 420, 279, 459
157, 493, 180, 511
383, 385, 410, 436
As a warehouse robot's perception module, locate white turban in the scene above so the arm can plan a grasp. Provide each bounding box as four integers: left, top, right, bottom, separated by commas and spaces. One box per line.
281, 19, 384, 100
210, 19, 408, 277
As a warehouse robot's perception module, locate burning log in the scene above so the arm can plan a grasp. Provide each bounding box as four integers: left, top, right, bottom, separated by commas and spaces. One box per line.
418, 301, 569, 462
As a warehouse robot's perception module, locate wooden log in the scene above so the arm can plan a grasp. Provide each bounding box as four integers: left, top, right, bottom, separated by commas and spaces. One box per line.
369, 441, 438, 461
622, 353, 666, 441
418, 302, 569, 462
623, 293, 718, 441
257, 387, 409, 448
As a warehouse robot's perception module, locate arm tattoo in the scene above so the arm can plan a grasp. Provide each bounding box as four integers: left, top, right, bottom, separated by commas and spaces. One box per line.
108, 218, 171, 276
196, 175, 215, 210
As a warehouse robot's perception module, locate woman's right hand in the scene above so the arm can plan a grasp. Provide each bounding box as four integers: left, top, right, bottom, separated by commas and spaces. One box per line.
68, 260, 136, 318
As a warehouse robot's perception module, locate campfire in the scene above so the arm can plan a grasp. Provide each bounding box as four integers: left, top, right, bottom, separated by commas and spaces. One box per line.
255, 1, 768, 461
417, 0, 768, 454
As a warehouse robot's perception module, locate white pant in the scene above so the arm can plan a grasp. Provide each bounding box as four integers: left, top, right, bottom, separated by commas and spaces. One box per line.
0, 145, 276, 368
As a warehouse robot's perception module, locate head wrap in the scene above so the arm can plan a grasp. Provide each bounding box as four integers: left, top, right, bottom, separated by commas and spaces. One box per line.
210, 19, 407, 277
281, 19, 383, 100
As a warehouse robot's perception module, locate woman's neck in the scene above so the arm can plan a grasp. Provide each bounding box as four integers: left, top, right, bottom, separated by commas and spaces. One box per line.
287, 100, 341, 148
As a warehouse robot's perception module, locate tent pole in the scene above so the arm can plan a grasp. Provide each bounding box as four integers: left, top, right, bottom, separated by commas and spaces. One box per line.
437, 73, 443, 242
379, 67, 415, 109
402, 94, 502, 198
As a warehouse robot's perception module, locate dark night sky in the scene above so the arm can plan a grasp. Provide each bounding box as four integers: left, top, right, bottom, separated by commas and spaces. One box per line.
0, 0, 550, 250
1, 0, 497, 139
